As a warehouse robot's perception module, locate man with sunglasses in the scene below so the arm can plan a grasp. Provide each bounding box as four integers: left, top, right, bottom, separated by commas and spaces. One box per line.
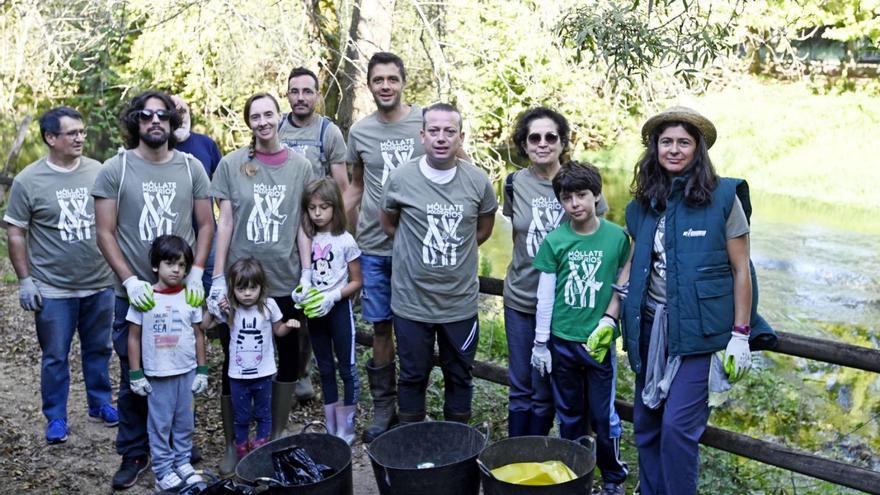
93, 91, 214, 490
343, 51, 425, 442
5, 106, 117, 445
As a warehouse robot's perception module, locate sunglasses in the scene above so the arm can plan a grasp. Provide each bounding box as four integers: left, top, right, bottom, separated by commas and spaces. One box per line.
527, 132, 560, 145
133, 109, 171, 122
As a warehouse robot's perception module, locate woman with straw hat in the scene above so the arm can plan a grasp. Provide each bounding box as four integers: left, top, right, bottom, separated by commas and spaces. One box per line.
619, 106, 775, 494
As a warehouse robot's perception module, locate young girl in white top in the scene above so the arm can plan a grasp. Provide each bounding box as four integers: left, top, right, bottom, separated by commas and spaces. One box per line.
205, 257, 299, 460
294, 177, 363, 444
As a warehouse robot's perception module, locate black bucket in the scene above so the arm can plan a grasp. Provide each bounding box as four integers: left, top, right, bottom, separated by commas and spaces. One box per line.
235, 423, 353, 495
478, 435, 597, 495
367, 421, 486, 495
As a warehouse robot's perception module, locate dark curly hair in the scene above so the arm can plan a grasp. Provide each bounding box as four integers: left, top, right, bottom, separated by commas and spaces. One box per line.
512, 107, 571, 161
631, 120, 718, 210
120, 91, 182, 150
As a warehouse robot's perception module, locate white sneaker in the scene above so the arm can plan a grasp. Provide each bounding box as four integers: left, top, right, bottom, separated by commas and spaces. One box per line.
175, 463, 204, 484
155, 470, 184, 491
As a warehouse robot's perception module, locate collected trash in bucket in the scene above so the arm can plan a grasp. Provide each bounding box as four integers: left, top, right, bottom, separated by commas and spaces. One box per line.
272, 446, 337, 486
197, 478, 259, 494
490, 460, 577, 486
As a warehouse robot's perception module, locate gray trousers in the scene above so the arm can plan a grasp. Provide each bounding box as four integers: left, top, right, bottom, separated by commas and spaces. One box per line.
147, 369, 195, 478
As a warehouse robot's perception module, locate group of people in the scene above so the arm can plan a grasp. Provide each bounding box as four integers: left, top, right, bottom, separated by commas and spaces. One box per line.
8, 48, 774, 495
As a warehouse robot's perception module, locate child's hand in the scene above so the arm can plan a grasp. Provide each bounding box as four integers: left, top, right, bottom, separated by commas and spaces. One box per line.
285, 319, 301, 329
219, 296, 230, 312
129, 369, 152, 396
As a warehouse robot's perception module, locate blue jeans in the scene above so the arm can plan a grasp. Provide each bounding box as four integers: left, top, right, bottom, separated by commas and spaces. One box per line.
35, 289, 114, 421
504, 307, 555, 427
308, 299, 360, 406
230, 375, 272, 445
112, 296, 149, 459
359, 255, 392, 323
148, 370, 195, 478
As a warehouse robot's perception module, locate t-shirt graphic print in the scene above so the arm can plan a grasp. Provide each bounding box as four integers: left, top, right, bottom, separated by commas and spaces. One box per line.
56, 186, 94, 242
380, 138, 416, 186
139, 180, 179, 241
422, 202, 464, 267
247, 183, 288, 244
564, 249, 604, 309
527, 196, 563, 257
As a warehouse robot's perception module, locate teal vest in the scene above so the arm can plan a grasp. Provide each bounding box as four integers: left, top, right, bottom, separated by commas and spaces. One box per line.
622, 177, 776, 373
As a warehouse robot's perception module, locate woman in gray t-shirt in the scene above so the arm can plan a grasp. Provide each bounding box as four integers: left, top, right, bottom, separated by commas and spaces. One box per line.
208, 93, 314, 451
502, 107, 611, 437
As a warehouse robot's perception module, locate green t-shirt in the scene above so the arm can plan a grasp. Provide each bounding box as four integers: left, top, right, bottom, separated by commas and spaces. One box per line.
4, 157, 114, 290
278, 113, 347, 177
502, 168, 609, 313
346, 105, 424, 256
532, 219, 630, 342
92, 150, 212, 295
211, 147, 315, 297
383, 158, 498, 323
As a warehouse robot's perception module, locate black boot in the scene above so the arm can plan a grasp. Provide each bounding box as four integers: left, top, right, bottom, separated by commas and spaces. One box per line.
444, 409, 471, 424
295, 328, 316, 401
219, 395, 238, 475
528, 413, 555, 436
508, 410, 531, 437
398, 411, 426, 425
362, 359, 398, 443
271, 380, 297, 440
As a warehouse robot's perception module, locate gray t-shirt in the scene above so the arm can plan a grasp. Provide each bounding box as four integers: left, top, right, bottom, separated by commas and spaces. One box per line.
309, 231, 361, 293
346, 105, 425, 256
4, 157, 114, 290
648, 196, 749, 303
278, 113, 347, 178
92, 150, 212, 295
383, 158, 498, 322
211, 147, 314, 297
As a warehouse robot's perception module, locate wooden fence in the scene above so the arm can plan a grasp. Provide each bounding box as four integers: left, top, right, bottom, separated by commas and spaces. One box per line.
354, 276, 880, 494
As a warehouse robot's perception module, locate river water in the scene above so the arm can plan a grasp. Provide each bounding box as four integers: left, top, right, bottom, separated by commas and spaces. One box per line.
480, 170, 880, 473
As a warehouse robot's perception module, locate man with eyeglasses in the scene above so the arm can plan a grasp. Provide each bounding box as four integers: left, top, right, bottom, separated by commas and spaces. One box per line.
4, 106, 118, 445
278, 66, 349, 403
92, 91, 214, 490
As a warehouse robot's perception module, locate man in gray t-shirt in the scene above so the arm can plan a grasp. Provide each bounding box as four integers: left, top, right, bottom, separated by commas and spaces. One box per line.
381, 103, 497, 423
92, 91, 214, 490
343, 52, 426, 442
4, 106, 117, 445
279, 66, 349, 190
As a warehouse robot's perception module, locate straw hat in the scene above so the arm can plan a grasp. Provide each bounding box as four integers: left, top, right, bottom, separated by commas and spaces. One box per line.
641, 106, 717, 149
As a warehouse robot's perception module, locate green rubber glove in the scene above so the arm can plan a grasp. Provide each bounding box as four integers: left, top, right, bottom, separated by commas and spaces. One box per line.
583, 316, 616, 363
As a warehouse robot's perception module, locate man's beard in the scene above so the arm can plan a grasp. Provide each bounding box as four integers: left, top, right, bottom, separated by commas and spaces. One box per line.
140, 128, 169, 149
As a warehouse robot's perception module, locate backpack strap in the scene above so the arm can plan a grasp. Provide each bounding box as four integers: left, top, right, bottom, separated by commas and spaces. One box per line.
117, 148, 127, 204
504, 172, 516, 207
317, 116, 330, 164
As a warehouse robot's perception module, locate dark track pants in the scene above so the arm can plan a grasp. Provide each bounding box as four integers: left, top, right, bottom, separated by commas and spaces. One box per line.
394, 315, 479, 417
549, 335, 627, 484
308, 299, 360, 406
633, 311, 711, 495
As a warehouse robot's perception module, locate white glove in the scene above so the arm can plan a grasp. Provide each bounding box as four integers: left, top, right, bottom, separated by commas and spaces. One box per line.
300, 268, 313, 293
184, 266, 205, 307
724, 331, 752, 383
530, 341, 552, 376
302, 288, 341, 319
123, 276, 155, 311
129, 369, 152, 396
206, 274, 227, 318
191, 367, 208, 394
19, 277, 42, 311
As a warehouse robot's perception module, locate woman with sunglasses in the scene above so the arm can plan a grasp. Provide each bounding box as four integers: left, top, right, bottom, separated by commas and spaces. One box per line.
502, 107, 610, 436
207, 92, 314, 471
621, 107, 774, 494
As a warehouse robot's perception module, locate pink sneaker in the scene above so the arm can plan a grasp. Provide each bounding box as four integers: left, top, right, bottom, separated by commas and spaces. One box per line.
251, 437, 269, 450
235, 441, 249, 460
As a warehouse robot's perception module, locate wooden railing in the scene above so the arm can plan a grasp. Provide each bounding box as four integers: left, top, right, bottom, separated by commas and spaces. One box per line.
354, 276, 880, 494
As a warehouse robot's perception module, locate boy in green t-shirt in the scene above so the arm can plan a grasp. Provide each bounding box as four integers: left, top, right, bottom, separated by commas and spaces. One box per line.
531, 162, 629, 494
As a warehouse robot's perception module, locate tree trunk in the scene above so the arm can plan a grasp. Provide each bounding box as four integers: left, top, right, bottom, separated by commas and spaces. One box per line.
330, 0, 396, 136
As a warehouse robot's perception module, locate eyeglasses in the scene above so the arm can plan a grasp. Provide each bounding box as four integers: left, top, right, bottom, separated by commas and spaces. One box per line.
56, 129, 87, 139
133, 109, 171, 122
527, 132, 560, 145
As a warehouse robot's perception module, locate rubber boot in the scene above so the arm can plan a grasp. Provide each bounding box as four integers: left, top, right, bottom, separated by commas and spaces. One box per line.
444, 409, 471, 424
398, 411, 426, 426
295, 329, 316, 401
362, 359, 398, 443
324, 402, 339, 436
528, 413, 555, 436
219, 395, 238, 476
508, 410, 531, 437
271, 380, 297, 440
335, 404, 357, 445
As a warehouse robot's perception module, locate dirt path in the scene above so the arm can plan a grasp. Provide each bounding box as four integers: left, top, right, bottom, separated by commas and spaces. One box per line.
0, 285, 379, 494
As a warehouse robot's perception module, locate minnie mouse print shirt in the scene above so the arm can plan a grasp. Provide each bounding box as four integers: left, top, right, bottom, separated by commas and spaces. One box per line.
308, 231, 361, 293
